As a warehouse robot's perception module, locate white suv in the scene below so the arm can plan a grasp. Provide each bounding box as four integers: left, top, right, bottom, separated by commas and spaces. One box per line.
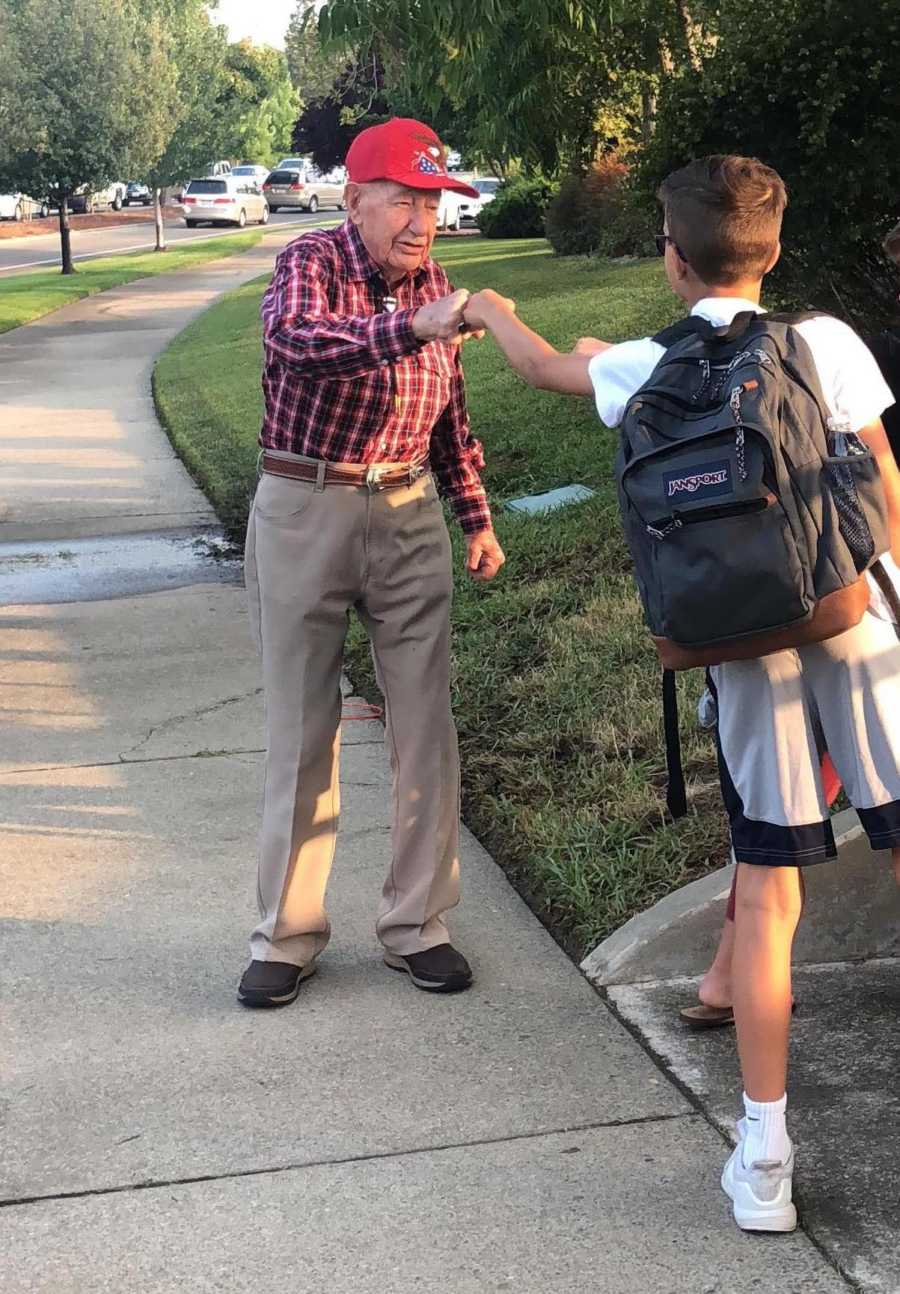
182, 176, 269, 228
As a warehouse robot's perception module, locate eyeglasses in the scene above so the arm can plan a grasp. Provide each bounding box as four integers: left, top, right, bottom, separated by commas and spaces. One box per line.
655, 233, 688, 262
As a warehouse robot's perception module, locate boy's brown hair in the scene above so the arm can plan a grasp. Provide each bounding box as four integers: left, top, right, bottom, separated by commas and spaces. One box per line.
657, 155, 787, 286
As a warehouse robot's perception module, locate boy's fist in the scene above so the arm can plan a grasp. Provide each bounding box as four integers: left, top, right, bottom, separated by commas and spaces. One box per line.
463, 289, 516, 331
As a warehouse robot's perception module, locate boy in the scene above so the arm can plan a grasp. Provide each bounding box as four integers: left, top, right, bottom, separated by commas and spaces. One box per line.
463, 156, 900, 1231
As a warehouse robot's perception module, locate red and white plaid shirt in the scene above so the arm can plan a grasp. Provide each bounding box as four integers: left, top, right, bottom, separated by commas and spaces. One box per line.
259, 221, 491, 535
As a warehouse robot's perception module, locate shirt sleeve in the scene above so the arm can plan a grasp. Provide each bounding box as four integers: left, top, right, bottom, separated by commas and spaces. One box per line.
793, 316, 895, 432
429, 354, 492, 535
588, 338, 667, 427
261, 244, 423, 380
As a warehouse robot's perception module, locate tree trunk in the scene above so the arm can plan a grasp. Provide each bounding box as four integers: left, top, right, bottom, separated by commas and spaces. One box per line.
59, 192, 74, 275
641, 84, 657, 144
674, 0, 704, 72
154, 188, 166, 252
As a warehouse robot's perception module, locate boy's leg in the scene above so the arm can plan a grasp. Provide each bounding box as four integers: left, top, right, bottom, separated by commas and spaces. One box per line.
698, 910, 734, 1009
723, 861, 803, 1231
732, 863, 803, 1102
709, 651, 828, 1231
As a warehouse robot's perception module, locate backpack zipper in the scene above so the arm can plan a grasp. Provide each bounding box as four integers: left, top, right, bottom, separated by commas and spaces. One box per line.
646, 493, 773, 540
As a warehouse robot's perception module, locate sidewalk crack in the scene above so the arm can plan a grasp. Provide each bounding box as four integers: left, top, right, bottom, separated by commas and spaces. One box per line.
118, 688, 262, 760
0, 1111, 694, 1211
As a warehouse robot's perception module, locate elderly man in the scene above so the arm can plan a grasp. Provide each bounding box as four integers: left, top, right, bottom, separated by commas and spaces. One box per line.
238, 118, 504, 1008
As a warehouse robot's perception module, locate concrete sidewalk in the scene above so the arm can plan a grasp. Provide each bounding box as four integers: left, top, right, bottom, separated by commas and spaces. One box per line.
0, 241, 848, 1291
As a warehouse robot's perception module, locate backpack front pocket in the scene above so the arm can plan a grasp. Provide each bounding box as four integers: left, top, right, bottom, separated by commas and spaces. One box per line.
650, 499, 810, 645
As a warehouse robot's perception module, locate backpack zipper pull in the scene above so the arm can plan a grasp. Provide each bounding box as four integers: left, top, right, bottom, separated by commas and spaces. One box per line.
692, 359, 711, 403
647, 516, 683, 540
730, 385, 750, 481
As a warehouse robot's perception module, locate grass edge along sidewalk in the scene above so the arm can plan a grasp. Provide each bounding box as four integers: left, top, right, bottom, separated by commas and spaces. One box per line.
153, 236, 730, 960
0, 229, 272, 334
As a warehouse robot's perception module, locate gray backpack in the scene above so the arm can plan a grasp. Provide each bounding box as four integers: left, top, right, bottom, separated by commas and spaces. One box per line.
615, 310, 896, 815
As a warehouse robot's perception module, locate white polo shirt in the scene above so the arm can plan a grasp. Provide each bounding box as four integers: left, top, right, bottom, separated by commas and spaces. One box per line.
587, 296, 898, 620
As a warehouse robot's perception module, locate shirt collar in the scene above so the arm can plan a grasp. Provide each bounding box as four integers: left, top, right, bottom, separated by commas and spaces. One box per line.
337, 218, 432, 287
690, 296, 766, 325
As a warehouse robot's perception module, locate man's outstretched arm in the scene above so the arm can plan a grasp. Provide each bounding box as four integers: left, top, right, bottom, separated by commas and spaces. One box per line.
463, 289, 610, 396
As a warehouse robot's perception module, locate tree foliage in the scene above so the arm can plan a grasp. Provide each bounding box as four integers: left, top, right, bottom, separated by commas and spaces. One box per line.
221, 41, 300, 167
291, 52, 388, 171
0, 0, 175, 198
285, 0, 346, 103
317, 0, 716, 172
641, 0, 900, 327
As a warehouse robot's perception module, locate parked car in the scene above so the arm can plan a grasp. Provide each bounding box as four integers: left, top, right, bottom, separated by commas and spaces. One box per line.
459, 177, 500, 225
231, 164, 271, 186
69, 182, 127, 214
181, 176, 269, 228
0, 192, 49, 220
436, 189, 467, 231
205, 160, 233, 177
124, 182, 152, 207
263, 164, 345, 213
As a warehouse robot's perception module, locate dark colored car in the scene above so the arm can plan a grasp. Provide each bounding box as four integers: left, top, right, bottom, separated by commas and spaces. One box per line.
124, 182, 152, 207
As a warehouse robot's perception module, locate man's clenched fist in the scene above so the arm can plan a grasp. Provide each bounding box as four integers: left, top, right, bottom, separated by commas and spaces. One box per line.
412, 289, 471, 343
465, 529, 506, 582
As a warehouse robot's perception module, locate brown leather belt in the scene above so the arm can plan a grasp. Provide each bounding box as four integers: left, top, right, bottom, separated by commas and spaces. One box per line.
260, 451, 429, 493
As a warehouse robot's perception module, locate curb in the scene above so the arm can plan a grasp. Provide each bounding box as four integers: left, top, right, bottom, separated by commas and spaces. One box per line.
580, 808, 899, 987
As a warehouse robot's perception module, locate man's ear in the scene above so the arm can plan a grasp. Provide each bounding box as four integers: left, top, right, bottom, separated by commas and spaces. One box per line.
345, 182, 364, 222
765, 241, 782, 273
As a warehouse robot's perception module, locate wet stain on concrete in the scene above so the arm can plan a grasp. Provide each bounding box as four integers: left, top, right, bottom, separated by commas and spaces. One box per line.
0, 528, 242, 605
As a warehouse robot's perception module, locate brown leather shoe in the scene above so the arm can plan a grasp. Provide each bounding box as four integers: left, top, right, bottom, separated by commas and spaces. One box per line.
237, 958, 316, 1008
383, 943, 473, 992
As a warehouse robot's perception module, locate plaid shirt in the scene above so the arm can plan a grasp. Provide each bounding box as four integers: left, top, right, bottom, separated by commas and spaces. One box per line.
259, 221, 491, 535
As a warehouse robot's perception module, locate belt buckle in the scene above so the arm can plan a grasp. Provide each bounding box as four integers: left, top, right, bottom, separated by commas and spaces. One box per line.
365, 465, 392, 492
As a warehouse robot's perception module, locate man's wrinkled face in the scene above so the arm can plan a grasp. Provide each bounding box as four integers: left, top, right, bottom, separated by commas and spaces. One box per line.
346, 181, 441, 284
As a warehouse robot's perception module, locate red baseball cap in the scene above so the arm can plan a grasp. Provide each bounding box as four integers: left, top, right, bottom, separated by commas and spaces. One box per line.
345, 118, 479, 199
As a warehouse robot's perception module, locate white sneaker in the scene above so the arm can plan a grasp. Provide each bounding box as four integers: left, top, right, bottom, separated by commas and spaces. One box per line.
721, 1118, 797, 1232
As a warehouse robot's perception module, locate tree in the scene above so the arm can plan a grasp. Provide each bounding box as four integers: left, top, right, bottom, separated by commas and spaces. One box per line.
222, 42, 300, 167
291, 52, 388, 172
0, 0, 176, 273
285, 0, 346, 103
642, 0, 900, 328
317, 0, 718, 174
143, 3, 233, 251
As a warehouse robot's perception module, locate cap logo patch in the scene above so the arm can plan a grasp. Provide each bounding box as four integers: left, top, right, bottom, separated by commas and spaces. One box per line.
414, 152, 443, 175
412, 133, 448, 177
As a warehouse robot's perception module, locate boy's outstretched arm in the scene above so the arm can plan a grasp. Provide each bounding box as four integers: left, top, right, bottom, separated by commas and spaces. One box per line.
464, 289, 609, 396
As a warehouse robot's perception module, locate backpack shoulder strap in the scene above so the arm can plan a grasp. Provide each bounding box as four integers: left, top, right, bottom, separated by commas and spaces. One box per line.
652, 317, 705, 348
662, 669, 688, 820
765, 309, 830, 326
652, 310, 761, 350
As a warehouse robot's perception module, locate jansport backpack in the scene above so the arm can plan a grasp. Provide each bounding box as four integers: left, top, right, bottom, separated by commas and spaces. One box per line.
615, 310, 898, 816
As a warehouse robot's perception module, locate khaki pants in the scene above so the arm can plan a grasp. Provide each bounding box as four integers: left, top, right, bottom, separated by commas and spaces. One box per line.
244, 463, 461, 966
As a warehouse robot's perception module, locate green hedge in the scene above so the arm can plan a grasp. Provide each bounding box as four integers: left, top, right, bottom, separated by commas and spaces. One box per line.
478, 177, 557, 239
639, 0, 900, 329
545, 157, 656, 260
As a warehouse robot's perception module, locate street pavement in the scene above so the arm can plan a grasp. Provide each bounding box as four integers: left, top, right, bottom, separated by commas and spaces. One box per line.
0, 207, 327, 274
0, 236, 855, 1291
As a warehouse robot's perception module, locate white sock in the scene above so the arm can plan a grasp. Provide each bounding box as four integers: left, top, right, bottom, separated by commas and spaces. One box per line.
742, 1092, 791, 1166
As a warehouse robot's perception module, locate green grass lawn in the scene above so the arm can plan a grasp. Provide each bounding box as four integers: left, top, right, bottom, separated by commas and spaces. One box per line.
154, 236, 729, 959
0, 229, 269, 333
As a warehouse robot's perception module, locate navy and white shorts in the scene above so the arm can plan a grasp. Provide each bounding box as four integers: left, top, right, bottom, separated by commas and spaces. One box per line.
709, 602, 900, 866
